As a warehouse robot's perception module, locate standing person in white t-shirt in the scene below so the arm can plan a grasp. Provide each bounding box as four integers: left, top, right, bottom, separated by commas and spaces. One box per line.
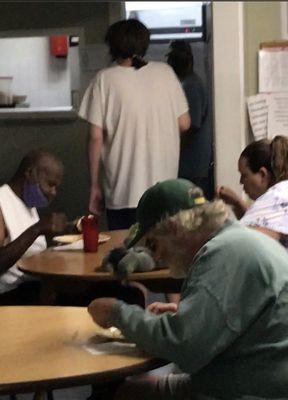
79, 18, 190, 230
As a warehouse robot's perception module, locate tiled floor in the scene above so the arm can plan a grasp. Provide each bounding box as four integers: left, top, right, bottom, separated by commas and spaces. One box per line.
0, 386, 92, 400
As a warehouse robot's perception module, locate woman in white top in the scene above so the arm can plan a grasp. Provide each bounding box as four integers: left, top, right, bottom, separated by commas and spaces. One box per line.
217, 135, 288, 249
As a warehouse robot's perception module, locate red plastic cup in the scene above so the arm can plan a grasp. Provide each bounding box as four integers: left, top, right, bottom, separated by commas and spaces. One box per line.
81, 216, 99, 252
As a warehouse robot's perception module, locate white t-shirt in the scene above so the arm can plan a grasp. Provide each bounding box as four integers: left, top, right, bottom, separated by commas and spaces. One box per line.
0, 184, 47, 293
79, 61, 189, 209
240, 180, 288, 249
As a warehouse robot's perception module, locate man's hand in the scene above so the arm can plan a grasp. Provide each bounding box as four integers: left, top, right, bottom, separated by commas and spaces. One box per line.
147, 302, 178, 315
88, 297, 117, 329
38, 212, 67, 235
89, 186, 103, 216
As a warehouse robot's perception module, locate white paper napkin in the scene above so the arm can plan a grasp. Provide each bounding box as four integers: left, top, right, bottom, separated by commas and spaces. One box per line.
82, 341, 136, 355
52, 239, 83, 251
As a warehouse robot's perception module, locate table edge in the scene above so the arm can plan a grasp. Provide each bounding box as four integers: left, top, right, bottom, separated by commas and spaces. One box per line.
0, 358, 167, 395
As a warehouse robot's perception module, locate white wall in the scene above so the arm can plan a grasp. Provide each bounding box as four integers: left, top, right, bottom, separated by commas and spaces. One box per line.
0, 37, 71, 107
212, 2, 247, 194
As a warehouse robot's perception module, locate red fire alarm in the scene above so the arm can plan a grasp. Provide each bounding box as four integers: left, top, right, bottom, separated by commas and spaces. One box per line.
49, 35, 68, 58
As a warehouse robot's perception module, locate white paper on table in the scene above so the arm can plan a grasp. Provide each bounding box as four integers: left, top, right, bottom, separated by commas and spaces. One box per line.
259, 48, 288, 93
267, 92, 288, 139
52, 240, 83, 251
82, 341, 137, 355
246, 94, 269, 140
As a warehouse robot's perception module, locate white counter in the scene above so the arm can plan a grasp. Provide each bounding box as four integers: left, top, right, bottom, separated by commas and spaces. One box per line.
0, 106, 78, 120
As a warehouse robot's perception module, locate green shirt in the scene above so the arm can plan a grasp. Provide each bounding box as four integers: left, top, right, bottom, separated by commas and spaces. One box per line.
112, 220, 288, 398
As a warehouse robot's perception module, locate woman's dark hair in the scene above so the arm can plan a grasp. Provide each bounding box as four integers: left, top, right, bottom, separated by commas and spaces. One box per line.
240, 135, 288, 183
105, 19, 150, 69
166, 40, 194, 79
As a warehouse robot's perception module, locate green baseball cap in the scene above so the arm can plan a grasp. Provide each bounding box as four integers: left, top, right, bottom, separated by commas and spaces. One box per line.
127, 179, 206, 248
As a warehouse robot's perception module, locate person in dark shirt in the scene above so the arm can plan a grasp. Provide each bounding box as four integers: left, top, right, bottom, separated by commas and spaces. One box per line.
167, 40, 213, 199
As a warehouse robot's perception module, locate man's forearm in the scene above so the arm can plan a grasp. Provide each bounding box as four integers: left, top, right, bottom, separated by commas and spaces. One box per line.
111, 301, 182, 362
0, 223, 42, 275
89, 125, 103, 188
233, 198, 248, 219
178, 111, 191, 133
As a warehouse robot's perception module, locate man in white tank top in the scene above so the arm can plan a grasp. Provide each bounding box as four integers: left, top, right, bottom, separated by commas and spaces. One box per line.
0, 149, 67, 304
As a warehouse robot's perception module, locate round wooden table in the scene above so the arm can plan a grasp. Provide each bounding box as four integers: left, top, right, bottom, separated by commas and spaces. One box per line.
19, 230, 182, 294
0, 306, 165, 395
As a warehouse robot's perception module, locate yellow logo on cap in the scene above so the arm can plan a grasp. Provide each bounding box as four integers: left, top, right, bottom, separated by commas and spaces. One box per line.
194, 197, 205, 205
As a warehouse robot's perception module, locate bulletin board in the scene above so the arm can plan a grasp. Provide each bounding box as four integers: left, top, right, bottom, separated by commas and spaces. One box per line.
246, 41, 288, 140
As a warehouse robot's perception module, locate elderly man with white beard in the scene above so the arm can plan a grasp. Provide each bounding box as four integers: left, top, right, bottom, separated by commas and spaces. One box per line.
88, 179, 288, 400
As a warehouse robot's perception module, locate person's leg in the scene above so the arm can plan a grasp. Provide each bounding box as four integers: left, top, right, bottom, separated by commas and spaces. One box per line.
115, 372, 200, 400
165, 292, 180, 304
0, 281, 41, 305
106, 208, 137, 230
0, 287, 20, 305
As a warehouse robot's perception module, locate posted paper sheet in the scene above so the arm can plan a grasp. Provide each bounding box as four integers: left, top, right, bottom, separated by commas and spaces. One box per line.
267, 93, 288, 138
247, 94, 269, 140
247, 93, 288, 139
259, 48, 288, 93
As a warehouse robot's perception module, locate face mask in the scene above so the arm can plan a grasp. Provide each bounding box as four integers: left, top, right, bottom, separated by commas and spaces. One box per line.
22, 183, 49, 208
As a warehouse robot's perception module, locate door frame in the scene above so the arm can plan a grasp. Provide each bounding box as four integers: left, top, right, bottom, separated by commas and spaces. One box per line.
212, 2, 246, 194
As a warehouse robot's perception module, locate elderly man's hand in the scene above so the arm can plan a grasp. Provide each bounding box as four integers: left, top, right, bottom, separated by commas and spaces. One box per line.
88, 298, 117, 329
147, 302, 178, 315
